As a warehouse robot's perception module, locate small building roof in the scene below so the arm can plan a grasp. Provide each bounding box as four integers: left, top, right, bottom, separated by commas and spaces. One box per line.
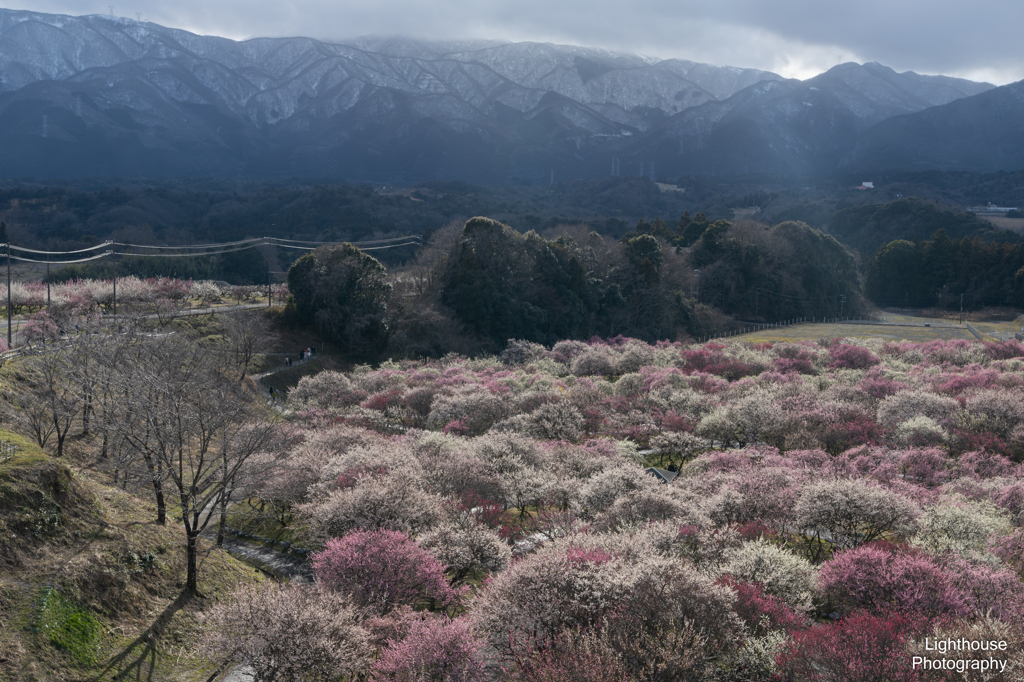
645, 467, 678, 484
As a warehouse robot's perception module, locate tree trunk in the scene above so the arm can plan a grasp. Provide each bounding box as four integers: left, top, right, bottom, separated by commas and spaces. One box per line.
154, 481, 166, 525
142, 452, 167, 524
82, 389, 91, 435
216, 495, 229, 547
186, 532, 198, 595
54, 422, 66, 458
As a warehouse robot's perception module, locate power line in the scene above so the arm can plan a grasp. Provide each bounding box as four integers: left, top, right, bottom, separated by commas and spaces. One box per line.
273, 235, 421, 246
8, 241, 112, 255
9, 251, 113, 265
113, 244, 266, 258
113, 237, 265, 250
273, 240, 421, 252
3, 235, 423, 259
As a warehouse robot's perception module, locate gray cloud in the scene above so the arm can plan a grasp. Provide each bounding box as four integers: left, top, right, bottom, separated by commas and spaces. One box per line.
16, 0, 1024, 84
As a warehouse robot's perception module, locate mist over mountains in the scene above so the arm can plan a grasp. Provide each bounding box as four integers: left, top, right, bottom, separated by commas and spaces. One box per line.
0, 8, 1016, 182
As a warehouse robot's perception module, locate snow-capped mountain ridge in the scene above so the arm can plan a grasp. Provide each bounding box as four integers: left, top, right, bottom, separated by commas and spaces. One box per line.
0, 8, 1001, 180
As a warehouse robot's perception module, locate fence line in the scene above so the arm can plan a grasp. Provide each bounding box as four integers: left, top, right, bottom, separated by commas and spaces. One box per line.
696, 315, 942, 344
700, 316, 851, 343
0, 440, 15, 463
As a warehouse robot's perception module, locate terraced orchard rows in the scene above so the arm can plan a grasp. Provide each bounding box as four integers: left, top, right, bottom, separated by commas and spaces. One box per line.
208, 336, 1024, 681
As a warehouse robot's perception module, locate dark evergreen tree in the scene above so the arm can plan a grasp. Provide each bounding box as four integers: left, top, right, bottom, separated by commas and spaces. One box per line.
287, 243, 391, 357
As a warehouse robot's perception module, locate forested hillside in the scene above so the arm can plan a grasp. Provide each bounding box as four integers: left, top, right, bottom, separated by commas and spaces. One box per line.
0, 178, 696, 255
282, 215, 863, 358
866, 229, 1024, 309
825, 197, 1022, 261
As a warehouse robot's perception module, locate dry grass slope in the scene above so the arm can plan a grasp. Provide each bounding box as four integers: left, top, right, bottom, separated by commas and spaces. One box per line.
0, 426, 267, 682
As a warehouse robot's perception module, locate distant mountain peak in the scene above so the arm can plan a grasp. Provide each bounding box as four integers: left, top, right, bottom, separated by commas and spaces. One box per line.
0, 8, 1006, 181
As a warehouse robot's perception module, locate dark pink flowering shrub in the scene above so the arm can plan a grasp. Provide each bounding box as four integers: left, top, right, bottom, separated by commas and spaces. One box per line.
828, 343, 880, 370
992, 529, 1024, 570
817, 544, 969, 618
931, 365, 1004, 395
777, 611, 925, 682
996, 483, 1024, 522
897, 448, 951, 487
681, 344, 763, 380
820, 407, 881, 455
984, 338, 1024, 360
312, 529, 458, 615
771, 356, 815, 374
950, 429, 1012, 457
455, 490, 507, 529
858, 370, 909, 400
954, 449, 1017, 479
372, 617, 486, 682
718, 576, 807, 636
947, 556, 1024, 624
363, 388, 407, 411
734, 519, 780, 541
442, 418, 470, 435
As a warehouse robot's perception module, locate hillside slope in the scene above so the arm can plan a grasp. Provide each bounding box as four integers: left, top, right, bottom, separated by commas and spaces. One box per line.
0, 425, 263, 682
843, 80, 1024, 173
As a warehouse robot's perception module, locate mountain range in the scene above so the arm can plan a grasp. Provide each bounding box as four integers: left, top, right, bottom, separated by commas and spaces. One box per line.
0, 8, 1017, 182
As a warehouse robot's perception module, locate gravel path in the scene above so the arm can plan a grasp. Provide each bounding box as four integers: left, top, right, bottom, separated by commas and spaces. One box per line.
215, 535, 313, 582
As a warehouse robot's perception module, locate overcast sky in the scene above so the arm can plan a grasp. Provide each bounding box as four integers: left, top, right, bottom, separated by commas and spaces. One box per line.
15, 0, 1024, 85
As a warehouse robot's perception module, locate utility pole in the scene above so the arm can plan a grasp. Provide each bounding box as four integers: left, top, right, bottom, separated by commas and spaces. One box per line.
960, 293, 964, 324
3, 222, 10, 348
267, 238, 272, 307
111, 244, 117, 316
693, 269, 700, 303
46, 252, 50, 307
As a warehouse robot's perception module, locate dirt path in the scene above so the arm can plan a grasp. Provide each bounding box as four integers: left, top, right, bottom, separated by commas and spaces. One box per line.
213, 536, 312, 583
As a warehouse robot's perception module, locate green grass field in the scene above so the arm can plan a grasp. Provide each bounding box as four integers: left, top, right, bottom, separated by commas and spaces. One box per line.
731, 320, 975, 344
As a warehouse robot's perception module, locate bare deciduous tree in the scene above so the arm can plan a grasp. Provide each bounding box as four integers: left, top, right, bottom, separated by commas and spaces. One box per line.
21, 346, 80, 458
107, 333, 278, 594
222, 310, 277, 381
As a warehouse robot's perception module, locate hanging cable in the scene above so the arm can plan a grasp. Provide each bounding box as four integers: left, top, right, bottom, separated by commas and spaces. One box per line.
8, 241, 113, 255
113, 237, 267, 250
4, 234, 424, 259
114, 243, 272, 258
273, 240, 421, 251
272, 235, 421, 246
9, 251, 113, 264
